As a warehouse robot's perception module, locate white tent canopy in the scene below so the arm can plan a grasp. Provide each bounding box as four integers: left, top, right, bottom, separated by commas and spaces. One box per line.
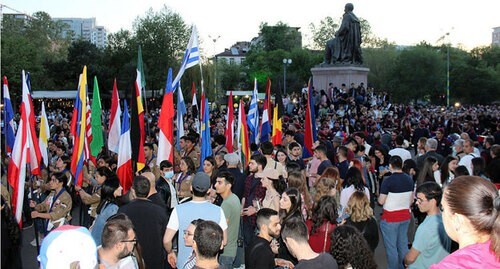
32, 90, 77, 99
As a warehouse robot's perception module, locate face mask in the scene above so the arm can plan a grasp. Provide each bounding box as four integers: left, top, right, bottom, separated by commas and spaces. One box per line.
164, 170, 174, 179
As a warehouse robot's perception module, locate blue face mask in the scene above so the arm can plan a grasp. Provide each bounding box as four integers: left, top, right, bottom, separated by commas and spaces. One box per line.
164, 171, 174, 179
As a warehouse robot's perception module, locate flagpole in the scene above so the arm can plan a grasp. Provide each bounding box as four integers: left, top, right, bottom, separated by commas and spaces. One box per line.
141, 86, 151, 138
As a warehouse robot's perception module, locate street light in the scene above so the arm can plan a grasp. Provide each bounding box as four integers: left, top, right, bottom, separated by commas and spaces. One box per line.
209, 35, 221, 98
283, 58, 292, 95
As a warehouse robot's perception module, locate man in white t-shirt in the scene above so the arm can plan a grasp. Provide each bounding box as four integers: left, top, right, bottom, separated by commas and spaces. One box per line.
389, 135, 412, 162
458, 139, 478, 175
163, 172, 227, 269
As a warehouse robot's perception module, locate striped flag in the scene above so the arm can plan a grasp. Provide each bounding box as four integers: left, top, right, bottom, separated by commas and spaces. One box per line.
172, 26, 200, 91
117, 100, 133, 193
237, 99, 250, 168
39, 101, 50, 167
176, 84, 187, 151
131, 69, 146, 172
8, 70, 41, 226
225, 91, 234, 153
247, 78, 259, 144
70, 67, 88, 187
90, 76, 104, 157
157, 68, 175, 164
260, 78, 271, 143
303, 79, 318, 158
85, 95, 94, 165
3, 76, 16, 155
200, 98, 212, 169
272, 88, 284, 145
108, 79, 121, 154
191, 82, 200, 133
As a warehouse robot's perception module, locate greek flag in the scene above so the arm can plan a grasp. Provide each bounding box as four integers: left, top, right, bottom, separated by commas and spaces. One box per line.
172, 26, 200, 92
247, 78, 259, 144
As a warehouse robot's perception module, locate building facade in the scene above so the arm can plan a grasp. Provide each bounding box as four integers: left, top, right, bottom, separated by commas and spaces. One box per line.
493, 27, 500, 46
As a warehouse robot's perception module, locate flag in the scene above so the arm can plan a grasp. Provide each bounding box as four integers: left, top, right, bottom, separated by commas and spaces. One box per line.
172, 26, 200, 92
176, 84, 187, 150
225, 91, 234, 153
131, 70, 146, 172
237, 99, 251, 168
3, 76, 16, 155
260, 78, 271, 143
272, 88, 284, 145
303, 79, 318, 158
117, 100, 133, 193
247, 78, 259, 144
8, 70, 41, 226
157, 68, 175, 165
71, 67, 88, 187
199, 98, 212, 170
191, 82, 200, 133
85, 95, 94, 165
39, 101, 50, 167
90, 76, 104, 157
108, 79, 121, 154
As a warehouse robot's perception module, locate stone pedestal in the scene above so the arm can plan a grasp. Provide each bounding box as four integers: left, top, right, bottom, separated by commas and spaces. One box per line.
311, 65, 370, 91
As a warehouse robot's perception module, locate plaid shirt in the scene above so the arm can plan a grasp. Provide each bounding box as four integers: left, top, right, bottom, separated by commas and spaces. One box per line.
242, 174, 266, 226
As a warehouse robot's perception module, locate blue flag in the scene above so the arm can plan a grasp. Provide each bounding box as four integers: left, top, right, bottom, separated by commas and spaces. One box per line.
199, 98, 212, 170
3, 76, 16, 155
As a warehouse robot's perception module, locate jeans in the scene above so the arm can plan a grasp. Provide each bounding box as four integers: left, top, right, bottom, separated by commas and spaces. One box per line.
219, 255, 235, 269
380, 219, 410, 269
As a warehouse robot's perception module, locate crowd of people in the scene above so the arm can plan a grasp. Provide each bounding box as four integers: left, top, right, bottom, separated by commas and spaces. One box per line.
1, 82, 500, 268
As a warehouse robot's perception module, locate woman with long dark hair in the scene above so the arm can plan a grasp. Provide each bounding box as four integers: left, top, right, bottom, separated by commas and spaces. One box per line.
340, 167, 370, 211
175, 157, 196, 200
330, 225, 377, 269
416, 156, 439, 187
306, 195, 338, 253
439, 156, 458, 186
90, 172, 120, 245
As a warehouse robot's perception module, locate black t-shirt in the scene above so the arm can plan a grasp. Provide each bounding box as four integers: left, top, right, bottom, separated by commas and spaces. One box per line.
295, 253, 338, 269
118, 199, 168, 269
245, 236, 275, 269
289, 158, 306, 170
317, 159, 334, 177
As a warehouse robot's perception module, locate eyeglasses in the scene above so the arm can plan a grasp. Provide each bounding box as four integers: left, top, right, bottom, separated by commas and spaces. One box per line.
121, 238, 137, 244
183, 230, 194, 237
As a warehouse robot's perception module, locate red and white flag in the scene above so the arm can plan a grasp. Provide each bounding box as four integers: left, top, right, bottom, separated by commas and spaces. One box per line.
8, 70, 41, 226
157, 68, 174, 164
108, 79, 121, 154
225, 91, 234, 153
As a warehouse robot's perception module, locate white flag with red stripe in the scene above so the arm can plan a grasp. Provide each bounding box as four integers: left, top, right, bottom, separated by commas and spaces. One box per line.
108, 79, 122, 154
8, 70, 41, 226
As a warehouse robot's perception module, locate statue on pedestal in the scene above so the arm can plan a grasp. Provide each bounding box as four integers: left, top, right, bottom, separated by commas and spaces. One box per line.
324, 3, 363, 65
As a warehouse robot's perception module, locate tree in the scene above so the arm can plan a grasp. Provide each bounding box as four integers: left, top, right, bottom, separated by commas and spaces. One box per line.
388, 44, 445, 102
257, 22, 302, 52
1, 12, 70, 93
133, 6, 190, 92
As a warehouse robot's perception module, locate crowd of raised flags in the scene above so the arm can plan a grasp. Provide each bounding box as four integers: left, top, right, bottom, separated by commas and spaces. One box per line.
2, 25, 317, 227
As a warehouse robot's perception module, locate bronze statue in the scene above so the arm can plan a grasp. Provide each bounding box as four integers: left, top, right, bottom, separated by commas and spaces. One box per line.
324, 3, 363, 65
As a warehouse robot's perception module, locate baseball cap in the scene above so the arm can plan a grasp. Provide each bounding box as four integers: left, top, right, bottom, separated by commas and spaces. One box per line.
192, 172, 211, 192
38, 225, 97, 269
